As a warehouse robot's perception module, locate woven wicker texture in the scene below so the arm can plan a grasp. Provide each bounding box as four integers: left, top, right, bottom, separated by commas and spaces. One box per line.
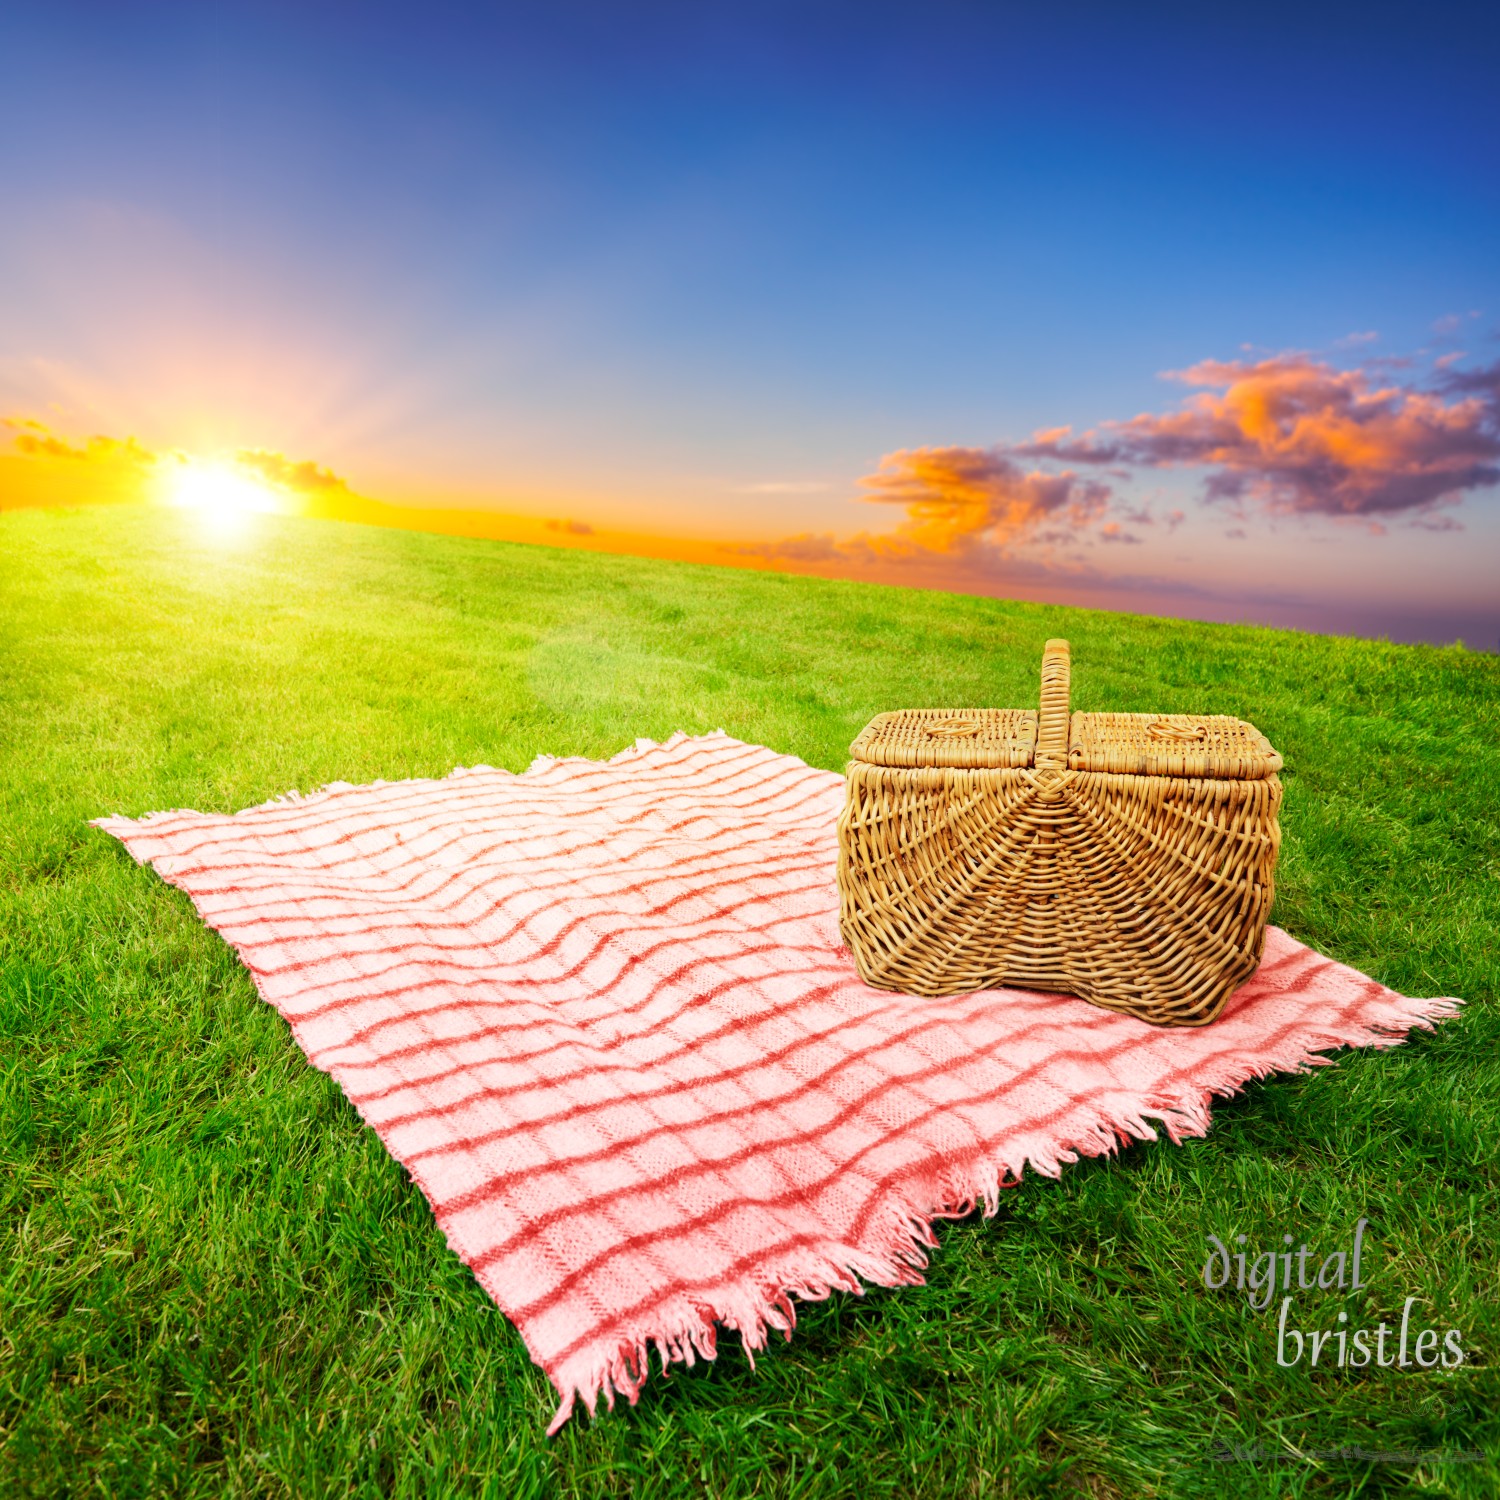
850, 709, 1037, 769
838, 640, 1283, 1026
1068, 713, 1281, 779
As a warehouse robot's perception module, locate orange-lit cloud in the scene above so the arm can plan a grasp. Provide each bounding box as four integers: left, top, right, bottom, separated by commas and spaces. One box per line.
2, 416, 159, 510
233, 449, 356, 499
765, 350, 1498, 584
738, 438, 1134, 582
4, 416, 155, 468
1011, 354, 1500, 518
733, 348, 1499, 631
858, 446, 1112, 549
733, 448, 1136, 597
738, 447, 1119, 573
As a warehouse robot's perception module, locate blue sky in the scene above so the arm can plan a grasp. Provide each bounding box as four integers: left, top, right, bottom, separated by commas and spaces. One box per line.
3, 2, 1497, 643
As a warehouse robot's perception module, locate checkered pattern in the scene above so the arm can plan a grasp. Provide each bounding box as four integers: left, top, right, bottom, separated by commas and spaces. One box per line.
94, 732, 1459, 1430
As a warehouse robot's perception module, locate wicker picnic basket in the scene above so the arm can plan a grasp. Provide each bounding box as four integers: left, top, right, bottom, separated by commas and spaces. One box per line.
836, 639, 1283, 1026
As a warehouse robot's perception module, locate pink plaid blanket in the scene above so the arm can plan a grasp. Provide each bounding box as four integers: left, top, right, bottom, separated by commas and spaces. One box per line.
94, 732, 1459, 1429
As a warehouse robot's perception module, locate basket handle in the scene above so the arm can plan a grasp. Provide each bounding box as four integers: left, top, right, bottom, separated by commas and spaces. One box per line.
1036, 638, 1071, 769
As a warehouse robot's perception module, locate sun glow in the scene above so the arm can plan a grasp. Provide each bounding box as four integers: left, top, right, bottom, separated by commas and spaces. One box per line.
157, 455, 288, 541
164, 458, 285, 516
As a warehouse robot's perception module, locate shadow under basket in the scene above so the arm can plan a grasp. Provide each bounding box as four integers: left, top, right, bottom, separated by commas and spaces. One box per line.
836, 639, 1283, 1026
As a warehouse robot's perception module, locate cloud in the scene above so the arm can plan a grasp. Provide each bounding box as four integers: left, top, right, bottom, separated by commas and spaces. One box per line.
855, 446, 1112, 555
12, 431, 88, 460
546, 517, 594, 535
1008, 426, 1124, 466
2, 416, 162, 512
1432, 310, 1481, 336
733, 447, 1118, 584
1335, 331, 1379, 347
4, 416, 155, 467
1436, 358, 1500, 401
1011, 354, 1500, 518
738, 342, 1498, 602
234, 448, 353, 497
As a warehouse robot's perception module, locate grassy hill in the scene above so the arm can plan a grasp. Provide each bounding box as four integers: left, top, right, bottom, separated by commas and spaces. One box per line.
2, 502, 1496, 1498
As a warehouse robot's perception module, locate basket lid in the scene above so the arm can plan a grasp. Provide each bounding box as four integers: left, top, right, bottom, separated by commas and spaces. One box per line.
1067, 713, 1282, 779
849, 709, 1037, 769
849, 641, 1282, 778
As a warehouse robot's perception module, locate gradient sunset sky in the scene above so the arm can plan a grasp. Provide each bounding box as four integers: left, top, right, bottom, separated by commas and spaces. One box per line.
3, 1, 1498, 645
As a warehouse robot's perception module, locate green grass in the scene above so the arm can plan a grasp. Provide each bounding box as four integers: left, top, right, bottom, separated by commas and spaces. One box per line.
1, 501, 1495, 1499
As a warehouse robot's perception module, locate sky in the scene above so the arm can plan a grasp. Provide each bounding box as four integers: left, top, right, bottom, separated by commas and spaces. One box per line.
2, 0, 1498, 646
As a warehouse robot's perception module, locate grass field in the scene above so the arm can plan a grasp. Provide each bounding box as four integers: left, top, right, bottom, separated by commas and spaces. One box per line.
2, 501, 1496, 1499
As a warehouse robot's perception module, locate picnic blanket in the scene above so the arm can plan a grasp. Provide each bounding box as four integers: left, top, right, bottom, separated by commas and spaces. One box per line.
94, 731, 1460, 1430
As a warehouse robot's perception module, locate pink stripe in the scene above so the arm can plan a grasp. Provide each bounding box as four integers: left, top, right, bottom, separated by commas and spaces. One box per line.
138, 738, 786, 861
306, 903, 842, 1065
512, 991, 1366, 1349
416, 1001, 1121, 1186
281, 869, 835, 1039
547, 981, 1400, 1363
172, 760, 835, 923
234, 824, 836, 986
162, 762, 806, 889
469, 1011, 1171, 1284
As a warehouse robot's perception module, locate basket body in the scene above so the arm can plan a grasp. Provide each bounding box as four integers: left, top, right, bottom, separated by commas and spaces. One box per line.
837, 642, 1282, 1026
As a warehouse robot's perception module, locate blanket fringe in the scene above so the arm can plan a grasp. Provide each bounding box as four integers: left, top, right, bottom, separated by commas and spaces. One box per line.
544, 987, 1461, 1433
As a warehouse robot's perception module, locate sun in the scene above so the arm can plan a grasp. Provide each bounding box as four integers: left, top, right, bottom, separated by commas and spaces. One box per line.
163, 457, 285, 516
